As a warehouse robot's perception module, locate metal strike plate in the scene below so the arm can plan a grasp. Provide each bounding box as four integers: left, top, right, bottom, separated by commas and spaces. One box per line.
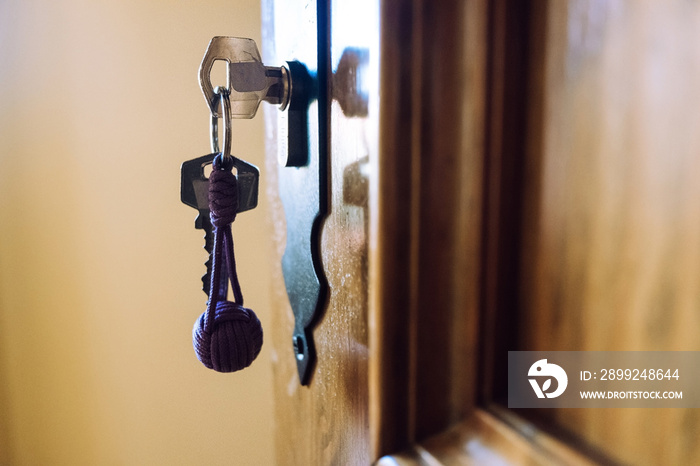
277, 59, 326, 386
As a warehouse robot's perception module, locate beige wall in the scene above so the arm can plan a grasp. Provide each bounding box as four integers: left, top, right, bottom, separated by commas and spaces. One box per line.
0, 1, 274, 464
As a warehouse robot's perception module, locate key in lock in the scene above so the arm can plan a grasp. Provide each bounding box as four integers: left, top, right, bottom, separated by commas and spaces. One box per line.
199, 37, 291, 118
199, 36, 314, 167
199, 36, 323, 385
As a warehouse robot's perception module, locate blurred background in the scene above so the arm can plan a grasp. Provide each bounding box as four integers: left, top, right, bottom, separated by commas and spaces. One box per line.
0, 0, 275, 464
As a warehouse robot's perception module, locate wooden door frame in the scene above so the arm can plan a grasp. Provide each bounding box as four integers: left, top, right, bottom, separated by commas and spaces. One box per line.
371, 0, 485, 455
371, 0, 596, 463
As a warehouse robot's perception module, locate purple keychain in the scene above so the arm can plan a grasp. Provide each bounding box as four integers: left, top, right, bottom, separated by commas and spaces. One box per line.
187, 88, 263, 372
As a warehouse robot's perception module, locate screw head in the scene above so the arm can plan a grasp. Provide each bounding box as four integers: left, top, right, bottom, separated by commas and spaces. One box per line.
293, 335, 305, 361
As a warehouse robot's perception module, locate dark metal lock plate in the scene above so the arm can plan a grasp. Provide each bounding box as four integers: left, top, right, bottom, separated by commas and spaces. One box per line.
271, 0, 329, 386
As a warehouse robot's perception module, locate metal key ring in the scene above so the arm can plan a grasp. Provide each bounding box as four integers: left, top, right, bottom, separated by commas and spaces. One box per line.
210, 86, 232, 163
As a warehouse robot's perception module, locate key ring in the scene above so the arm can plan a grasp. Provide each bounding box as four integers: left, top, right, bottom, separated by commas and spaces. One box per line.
210, 86, 232, 163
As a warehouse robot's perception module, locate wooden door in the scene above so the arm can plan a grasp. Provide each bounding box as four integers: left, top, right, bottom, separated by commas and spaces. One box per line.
263, 0, 700, 464
500, 1, 700, 464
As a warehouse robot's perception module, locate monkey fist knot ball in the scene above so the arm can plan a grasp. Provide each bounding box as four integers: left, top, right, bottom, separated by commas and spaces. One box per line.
193, 301, 263, 373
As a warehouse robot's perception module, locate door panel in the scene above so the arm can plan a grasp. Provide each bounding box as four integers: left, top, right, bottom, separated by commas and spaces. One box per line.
514, 1, 700, 464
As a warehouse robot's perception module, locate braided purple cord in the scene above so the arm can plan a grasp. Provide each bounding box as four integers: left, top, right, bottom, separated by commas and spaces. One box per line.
208, 161, 238, 227
192, 155, 263, 372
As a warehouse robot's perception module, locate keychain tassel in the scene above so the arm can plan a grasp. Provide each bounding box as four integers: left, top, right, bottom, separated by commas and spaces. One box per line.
192, 155, 263, 372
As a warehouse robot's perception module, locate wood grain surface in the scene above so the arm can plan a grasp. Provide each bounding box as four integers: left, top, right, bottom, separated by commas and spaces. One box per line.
377, 409, 596, 466
513, 1, 700, 464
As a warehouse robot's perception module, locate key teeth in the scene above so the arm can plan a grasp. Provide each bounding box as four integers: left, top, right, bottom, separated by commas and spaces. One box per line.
197, 212, 214, 297
202, 228, 214, 297
202, 255, 212, 296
